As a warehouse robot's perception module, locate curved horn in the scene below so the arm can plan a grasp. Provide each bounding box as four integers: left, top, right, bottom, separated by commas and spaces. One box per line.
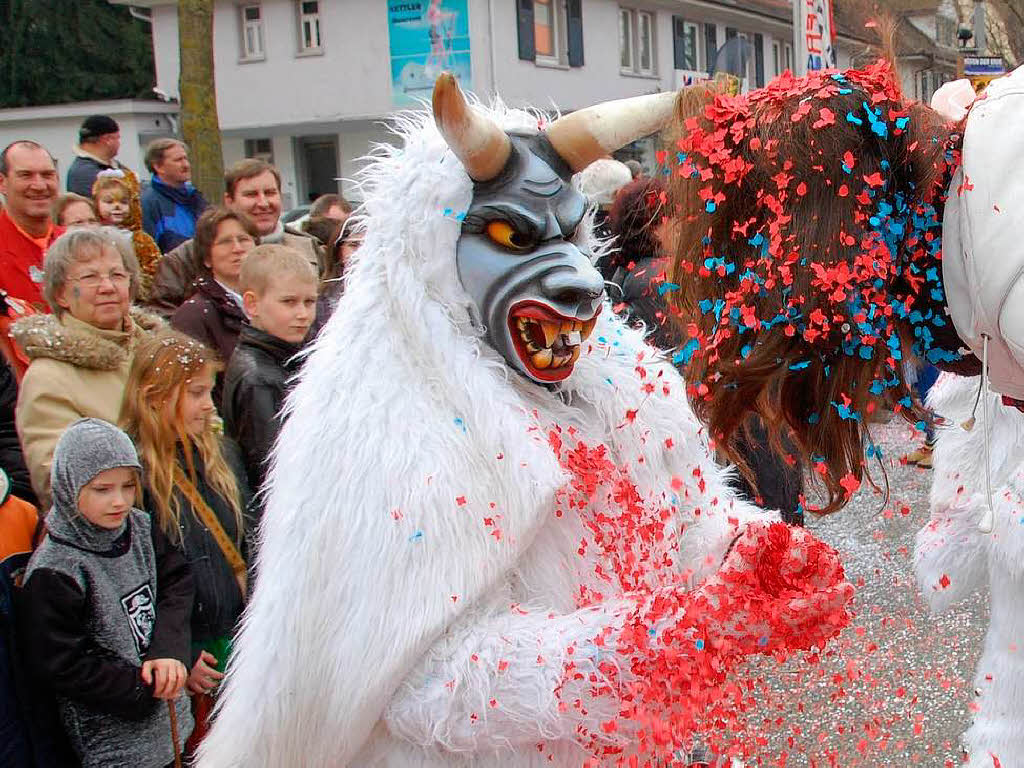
432, 73, 511, 182
545, 91, 678, 172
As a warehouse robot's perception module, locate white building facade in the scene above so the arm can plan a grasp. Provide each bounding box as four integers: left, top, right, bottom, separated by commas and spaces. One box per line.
116, 0, 872, 206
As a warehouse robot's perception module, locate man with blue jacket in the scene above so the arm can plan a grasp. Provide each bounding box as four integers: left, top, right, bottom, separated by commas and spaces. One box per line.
140, 138, 208, 253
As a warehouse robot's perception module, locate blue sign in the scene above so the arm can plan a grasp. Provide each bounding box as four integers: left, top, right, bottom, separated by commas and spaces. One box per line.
388, 1, 472, 107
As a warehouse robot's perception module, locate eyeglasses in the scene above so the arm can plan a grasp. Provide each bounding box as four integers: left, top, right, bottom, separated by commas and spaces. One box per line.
213, 234, 256, 248
67, 270, 131, 289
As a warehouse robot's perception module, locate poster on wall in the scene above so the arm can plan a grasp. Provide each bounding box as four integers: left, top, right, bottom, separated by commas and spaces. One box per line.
388, 1, 472, 107
792, 0, 836, 75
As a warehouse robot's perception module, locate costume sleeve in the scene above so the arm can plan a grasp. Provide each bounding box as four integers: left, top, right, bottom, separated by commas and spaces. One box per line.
15, 363, 78, 508
914, 496, 989, 614
145, 521, 194, 664
19, 568, 158, 721
385, 534, 850, 756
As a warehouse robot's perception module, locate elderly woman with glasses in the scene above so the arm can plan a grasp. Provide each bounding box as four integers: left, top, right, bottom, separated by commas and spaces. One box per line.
12, 226, 163, 505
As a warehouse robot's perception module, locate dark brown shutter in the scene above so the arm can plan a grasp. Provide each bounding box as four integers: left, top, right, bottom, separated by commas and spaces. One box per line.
754, 32, 765, 87
567, 0, 584, 67
517, 0, 535, 61
704, 23, 717, 74
672, 16, 686, 70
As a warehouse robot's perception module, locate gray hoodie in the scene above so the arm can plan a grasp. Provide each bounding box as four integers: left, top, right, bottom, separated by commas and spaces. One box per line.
21, 418, 194, 768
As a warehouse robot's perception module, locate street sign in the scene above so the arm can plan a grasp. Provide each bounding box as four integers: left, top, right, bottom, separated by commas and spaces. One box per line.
959, 55, 1006, 92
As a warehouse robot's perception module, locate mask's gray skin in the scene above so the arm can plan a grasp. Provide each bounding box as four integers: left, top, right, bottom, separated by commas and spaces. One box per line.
457, 133, 606, 385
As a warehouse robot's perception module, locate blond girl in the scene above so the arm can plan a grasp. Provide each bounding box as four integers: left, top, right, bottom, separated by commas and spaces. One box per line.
119, 330, 252, 749
92, 173, 162, 298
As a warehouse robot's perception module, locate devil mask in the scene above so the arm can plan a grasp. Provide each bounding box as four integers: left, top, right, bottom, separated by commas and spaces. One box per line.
432, 74, 675, 384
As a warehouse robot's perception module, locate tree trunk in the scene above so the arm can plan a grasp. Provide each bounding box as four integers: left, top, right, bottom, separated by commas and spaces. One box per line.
178, 0, 224, 203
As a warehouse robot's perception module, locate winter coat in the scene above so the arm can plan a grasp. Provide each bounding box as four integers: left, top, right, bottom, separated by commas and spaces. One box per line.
221, 324, 303, 492
65, 150, 135, 200
19, 418, 193, 768
0, 360, 34, 508
0, 210, 65, 312
11, 308, 163, 507
143, 440, 253, 662
170, 274, 245, 370
140, 176, 208, 254
21, 512, 193, 768
147, 227, 323, 318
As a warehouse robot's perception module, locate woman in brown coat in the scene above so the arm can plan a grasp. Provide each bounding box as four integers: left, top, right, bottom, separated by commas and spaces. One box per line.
12, 227, 162, 506
171, 208, 258, 377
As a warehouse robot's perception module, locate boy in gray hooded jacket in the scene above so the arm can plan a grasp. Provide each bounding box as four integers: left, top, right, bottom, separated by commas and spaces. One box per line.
19, 418, 194, 767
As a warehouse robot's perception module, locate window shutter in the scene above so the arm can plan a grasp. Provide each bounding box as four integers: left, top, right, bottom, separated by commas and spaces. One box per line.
566, 0, 584, 67
704, 23, 717, 74
517, 0, 535, 61
672, 16, 686, 70
754, 32, 765, 87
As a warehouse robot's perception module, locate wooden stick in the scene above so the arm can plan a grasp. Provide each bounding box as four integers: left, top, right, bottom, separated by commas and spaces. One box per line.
168, 699, 182, 768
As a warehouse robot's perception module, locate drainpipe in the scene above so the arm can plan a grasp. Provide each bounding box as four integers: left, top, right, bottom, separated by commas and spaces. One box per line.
972, 0, 987, 55
487, 0, 498, 98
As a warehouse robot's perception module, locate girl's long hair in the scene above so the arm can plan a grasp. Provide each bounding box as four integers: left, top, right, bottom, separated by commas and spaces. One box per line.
120, 331, 243, 543
664, 62, 968, 513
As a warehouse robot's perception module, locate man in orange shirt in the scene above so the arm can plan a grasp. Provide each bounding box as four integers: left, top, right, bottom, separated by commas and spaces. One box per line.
0, 142, 64, 313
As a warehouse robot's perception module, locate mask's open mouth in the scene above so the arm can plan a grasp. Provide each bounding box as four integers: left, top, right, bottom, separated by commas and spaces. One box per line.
508, 301, 601, 382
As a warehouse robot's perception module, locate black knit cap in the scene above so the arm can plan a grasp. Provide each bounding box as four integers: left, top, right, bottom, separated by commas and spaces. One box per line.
79, 115, 120, 142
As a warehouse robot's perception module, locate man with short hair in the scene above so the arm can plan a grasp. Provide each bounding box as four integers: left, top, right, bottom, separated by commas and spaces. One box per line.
146, 158, 322, 317
309, 193, 351, 222
139, 138, 208, 254
0, 141, 64, 311
66, 115, 136, 198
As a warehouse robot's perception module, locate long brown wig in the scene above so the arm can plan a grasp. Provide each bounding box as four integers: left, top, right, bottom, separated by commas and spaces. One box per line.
120, 330, 243, 543
663, 62, 973, 513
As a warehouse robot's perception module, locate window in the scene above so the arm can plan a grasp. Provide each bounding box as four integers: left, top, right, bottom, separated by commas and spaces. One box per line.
619, 9, 633, 70
783, 42, 793, 72
298, 1, 322, 53
753, 33, 764, 87
244, 138, 274, 164
240, 4, 265, 60
619, 8, 656, 75
637, 11, 654, 74
673, 17, 699, 71
936, 15, 955, 47
535, 0, 557, 58
772, 40, 780, 76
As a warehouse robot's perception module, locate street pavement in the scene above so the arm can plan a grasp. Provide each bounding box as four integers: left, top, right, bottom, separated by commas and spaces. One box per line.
713, 415, 988, 766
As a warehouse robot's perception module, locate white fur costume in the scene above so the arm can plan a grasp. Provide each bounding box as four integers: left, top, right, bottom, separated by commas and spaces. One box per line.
197, 104, 780, 767
915, 373, 1024, 766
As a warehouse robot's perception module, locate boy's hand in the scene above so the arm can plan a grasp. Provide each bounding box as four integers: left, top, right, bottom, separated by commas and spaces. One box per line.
187, 650, 225, 695
141, 658, 187, 699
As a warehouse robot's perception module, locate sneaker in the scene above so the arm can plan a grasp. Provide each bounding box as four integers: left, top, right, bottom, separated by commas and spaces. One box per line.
904, 443, 933, 468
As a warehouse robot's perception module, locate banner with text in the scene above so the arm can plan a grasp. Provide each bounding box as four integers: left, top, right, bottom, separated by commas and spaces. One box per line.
388, 1, 472, 107
793, 0, 837, 75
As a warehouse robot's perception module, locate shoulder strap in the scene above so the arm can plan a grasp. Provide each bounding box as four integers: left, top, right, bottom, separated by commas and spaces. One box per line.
173, 465, 246, 595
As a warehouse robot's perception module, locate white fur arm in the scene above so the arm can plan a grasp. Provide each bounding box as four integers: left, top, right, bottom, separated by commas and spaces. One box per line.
384, 598, 633, 753
677, 493, 778, 587
914, 500, 988, 614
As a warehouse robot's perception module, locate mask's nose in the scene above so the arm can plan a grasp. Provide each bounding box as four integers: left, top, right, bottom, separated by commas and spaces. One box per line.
540, 261, 605, 315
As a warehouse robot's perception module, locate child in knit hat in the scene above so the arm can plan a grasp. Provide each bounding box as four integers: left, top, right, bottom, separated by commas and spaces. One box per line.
19, 418, 194, 767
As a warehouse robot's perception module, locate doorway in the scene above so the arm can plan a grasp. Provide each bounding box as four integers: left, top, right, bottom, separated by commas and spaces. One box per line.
296, 135, 339, 203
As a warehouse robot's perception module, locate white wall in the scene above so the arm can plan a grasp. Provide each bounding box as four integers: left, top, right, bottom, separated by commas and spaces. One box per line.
0, 102, 179, 190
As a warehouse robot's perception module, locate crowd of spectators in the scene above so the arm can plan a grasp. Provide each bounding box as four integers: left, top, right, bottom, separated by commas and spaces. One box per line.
0, 115, 355, 767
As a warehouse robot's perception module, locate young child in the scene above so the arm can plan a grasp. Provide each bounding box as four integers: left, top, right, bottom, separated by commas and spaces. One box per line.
18, 418, 194, 768
92, 173, 162, 299
222, 244, 318, 492
119, 331, 252, 750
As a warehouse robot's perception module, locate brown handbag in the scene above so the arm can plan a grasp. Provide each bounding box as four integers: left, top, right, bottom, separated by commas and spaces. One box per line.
173, 466, 247, 596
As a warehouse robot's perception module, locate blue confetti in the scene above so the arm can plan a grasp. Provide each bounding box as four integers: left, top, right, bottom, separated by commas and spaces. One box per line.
409, 530, 423, 542
657, 282, 680, 296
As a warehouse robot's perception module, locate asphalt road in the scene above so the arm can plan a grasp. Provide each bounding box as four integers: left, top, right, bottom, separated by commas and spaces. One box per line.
711, 416, 988, 766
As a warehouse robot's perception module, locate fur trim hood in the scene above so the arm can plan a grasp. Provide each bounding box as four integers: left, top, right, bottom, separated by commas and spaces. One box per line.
11, 307, 163, 371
